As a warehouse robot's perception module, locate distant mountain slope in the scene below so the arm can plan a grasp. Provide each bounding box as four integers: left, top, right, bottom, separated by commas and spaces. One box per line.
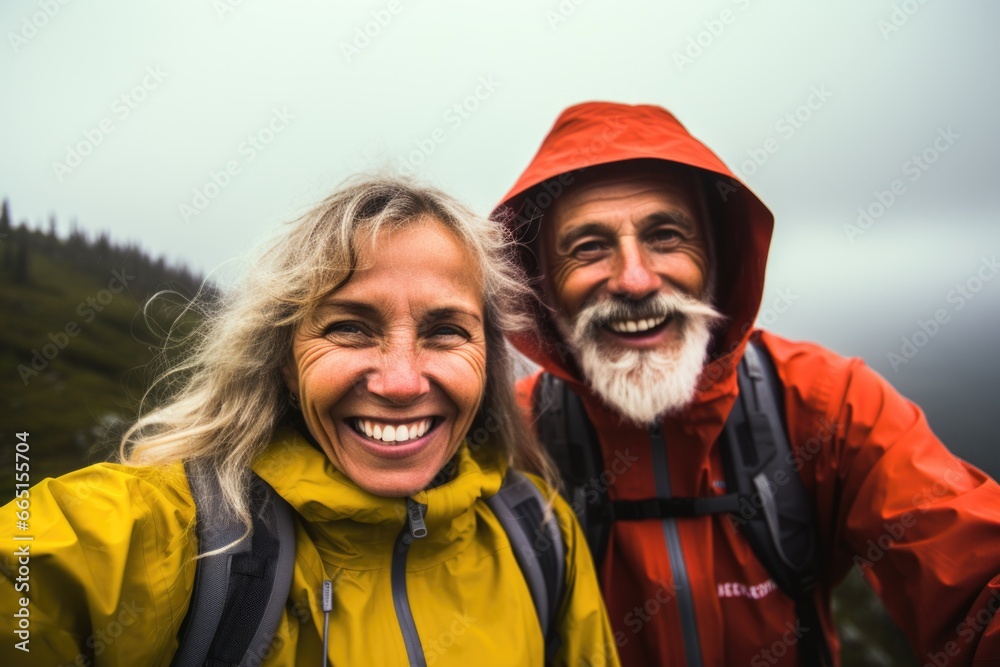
0, 210, 205, 490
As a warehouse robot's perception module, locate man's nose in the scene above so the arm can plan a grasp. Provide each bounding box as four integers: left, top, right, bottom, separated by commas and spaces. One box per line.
607, 238, 661, 299
365, 340, 430, 404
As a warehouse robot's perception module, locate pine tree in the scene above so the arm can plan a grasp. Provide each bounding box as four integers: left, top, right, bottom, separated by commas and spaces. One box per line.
0, 199, 11, 270
45, 213, 59, 252
13, 223, 30, 284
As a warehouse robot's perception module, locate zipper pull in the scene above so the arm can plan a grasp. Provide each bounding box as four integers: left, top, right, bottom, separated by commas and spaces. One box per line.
406, 497, 428, 539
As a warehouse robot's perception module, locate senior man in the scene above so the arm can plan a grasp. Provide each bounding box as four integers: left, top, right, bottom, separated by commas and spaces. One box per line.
492, 101, 1000, 666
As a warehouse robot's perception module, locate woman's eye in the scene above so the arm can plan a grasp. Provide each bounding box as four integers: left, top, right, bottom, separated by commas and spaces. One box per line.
325, 322, 365, 336
431, 325, 467, 338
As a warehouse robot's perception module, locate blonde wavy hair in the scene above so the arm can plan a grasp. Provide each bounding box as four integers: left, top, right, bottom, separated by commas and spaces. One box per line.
120, 175, 554, 537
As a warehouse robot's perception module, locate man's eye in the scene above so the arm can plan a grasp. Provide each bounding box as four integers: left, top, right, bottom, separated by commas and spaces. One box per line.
650, 229, 681, 243
572, 241, 607, 258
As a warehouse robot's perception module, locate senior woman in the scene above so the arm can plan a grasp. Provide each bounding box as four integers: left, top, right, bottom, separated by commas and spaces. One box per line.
0, 178, 620, 666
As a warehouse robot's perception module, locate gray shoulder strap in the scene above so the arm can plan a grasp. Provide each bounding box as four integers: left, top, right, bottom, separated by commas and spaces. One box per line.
486, 469, 565, 661
173, 462, 296, 667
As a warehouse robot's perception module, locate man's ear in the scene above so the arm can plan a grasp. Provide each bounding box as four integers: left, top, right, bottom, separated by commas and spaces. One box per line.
535, 220, 561, 313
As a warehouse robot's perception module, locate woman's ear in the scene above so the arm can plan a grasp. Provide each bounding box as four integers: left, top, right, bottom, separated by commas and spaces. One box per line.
281, 360, 299, 395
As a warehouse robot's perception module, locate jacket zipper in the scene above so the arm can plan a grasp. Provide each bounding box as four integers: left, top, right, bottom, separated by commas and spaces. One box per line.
392, 497, 428, 667
649, 421, 704, 667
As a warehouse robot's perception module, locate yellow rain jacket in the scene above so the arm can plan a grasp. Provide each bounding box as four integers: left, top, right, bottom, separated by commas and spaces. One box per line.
0, 432, 620, 665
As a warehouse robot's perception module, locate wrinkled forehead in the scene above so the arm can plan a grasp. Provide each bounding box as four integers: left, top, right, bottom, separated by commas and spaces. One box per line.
542, 160, 709, 240
564, 159, 701, 197
305, 215, 487, 319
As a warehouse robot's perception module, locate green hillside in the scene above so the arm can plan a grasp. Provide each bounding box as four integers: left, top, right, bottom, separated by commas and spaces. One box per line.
0, 206, 203, 490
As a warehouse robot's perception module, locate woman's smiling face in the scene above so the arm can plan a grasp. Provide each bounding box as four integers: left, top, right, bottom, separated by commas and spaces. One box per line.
283, 216, 488, 497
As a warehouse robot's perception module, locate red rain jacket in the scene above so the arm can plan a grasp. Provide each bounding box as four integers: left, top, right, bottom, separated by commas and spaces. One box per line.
492, 101, 1000, 666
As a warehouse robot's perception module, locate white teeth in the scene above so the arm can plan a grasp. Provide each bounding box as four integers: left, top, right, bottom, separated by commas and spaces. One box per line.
609, 315, 668, 334
357, 418, 434, 444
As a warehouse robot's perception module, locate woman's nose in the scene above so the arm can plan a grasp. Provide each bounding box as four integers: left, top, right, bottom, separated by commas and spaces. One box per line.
364, 341, 430, 404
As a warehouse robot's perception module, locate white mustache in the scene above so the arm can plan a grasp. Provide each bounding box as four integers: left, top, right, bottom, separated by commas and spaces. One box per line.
572, 292, 723, 340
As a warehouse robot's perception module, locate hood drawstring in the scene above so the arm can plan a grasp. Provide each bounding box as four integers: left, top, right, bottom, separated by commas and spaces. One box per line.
321, 578, 333, 666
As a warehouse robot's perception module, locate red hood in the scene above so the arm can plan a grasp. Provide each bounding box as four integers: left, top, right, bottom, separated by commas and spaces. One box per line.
491, 101, 775, 399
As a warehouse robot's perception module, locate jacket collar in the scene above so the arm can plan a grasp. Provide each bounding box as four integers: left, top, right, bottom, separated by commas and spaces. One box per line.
251, 430, 506, 567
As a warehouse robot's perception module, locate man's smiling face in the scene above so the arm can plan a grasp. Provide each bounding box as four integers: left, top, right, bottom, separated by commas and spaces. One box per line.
541, 160, 721, 423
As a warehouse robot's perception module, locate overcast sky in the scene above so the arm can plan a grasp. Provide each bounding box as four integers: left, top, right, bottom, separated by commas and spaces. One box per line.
3, 0, 999, 474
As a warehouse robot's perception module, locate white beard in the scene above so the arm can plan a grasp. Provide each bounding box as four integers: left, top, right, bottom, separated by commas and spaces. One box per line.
554, 292, 723, 426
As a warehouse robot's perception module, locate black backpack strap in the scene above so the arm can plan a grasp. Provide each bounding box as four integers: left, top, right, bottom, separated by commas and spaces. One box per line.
486, 469, 566, 665
724, 340, 832, 666
609, 494, 742, 519
173, 462, 296, 667
533, 373, 611, 574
